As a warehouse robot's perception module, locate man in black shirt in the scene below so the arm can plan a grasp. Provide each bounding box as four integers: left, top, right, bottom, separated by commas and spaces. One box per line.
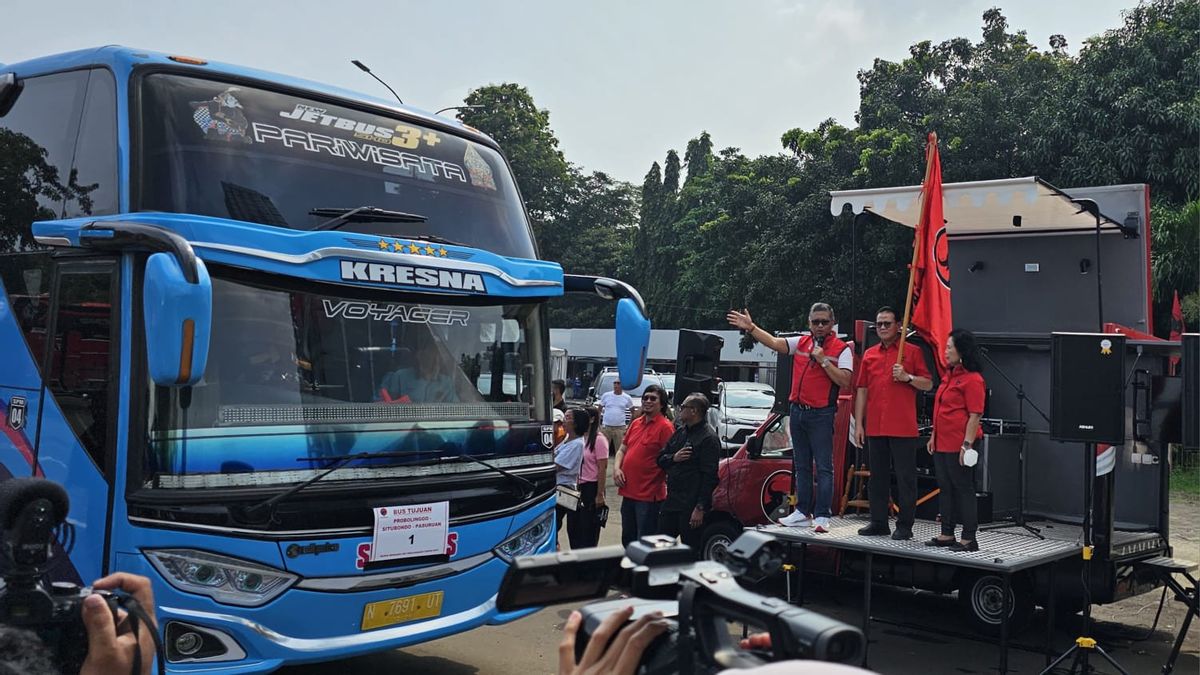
656, 392, 721, 548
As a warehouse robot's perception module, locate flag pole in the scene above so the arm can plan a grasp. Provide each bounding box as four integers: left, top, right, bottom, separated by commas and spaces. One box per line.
897, 132, 938, 366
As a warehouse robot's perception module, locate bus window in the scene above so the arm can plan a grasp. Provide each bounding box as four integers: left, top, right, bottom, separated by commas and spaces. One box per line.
48, 265, 116, 475
64, 69, 119, 218
0, 70, 89, 241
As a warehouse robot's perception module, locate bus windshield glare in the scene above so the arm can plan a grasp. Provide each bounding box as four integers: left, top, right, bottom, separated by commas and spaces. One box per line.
136, 73, 536, 259
144, 271, 549, 489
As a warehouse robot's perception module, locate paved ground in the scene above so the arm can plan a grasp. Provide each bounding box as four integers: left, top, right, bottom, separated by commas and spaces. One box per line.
285, 484, 1200, 675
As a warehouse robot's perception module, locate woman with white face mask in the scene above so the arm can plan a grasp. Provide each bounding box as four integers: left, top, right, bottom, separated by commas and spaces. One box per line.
926, 329, 986, 553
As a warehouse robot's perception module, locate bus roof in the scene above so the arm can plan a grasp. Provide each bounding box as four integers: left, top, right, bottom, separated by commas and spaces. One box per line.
2, 45, 498, 149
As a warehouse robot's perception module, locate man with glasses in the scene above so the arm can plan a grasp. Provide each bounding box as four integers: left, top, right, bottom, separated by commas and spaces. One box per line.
655, 393, 720, 548
727, 302, 852, 532
852, 307, 933, 540
612, 384, 674, 545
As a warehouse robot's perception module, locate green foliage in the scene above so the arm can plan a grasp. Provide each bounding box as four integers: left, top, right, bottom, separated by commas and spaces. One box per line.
455, 4, 1198, 334
459, 84, 571, 227
0, 128, 93, 251
1152, 199, 1200, 329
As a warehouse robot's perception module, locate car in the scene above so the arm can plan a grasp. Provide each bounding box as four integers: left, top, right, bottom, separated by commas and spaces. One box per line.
707, 381, 775, 450
659, 373, 675, 402
585, 368, 672, 421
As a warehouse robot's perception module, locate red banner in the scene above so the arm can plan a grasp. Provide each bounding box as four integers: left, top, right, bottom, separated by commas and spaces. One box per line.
1169, 290, 1185, 374
909, 133, 952, 376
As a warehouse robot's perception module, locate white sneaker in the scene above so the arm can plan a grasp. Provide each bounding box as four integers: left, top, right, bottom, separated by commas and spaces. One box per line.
779, 511, 812, 527
812, 517, 831, 533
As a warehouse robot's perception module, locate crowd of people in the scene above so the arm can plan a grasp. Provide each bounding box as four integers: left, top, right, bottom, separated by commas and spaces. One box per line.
552, 380, 722, 551
555, 299, 988, 555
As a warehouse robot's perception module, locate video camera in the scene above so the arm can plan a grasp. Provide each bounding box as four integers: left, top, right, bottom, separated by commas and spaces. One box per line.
0, 478, 146, 673
498, 531, 864, 674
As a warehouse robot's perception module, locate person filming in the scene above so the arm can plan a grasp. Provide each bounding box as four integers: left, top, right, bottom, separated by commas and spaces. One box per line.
926, 329, 986, 552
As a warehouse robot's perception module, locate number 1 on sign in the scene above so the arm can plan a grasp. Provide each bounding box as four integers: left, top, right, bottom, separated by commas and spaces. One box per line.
409, 534, 415, 545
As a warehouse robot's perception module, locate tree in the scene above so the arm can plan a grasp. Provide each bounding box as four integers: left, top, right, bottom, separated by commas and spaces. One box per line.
0, 129, 93, 252
459, 84, 572, 227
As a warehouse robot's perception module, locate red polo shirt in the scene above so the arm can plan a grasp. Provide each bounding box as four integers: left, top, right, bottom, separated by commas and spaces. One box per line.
858, 340, 930, 437
932, 366, 986, 452
618, 413, 673, 501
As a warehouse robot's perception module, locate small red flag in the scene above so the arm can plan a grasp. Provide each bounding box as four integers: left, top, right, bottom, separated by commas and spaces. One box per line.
910, 134, 953, 375
1169, 290, 1185, 375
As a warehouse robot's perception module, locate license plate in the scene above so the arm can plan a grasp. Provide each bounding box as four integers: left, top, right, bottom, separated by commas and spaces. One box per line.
360, 591, 444, 631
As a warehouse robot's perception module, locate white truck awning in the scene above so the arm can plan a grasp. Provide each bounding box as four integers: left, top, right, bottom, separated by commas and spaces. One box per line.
829, 176, 1130, 236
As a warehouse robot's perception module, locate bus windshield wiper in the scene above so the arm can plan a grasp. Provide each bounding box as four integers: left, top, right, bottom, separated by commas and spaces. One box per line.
238, 451, 412, 521
437, 454, 537, 495
309, 206, 428, 230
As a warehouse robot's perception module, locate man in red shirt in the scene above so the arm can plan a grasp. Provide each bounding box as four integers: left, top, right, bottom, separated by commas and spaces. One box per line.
728, 302, 852, 533
613, 383, 674, 546
852, 307, 933, 540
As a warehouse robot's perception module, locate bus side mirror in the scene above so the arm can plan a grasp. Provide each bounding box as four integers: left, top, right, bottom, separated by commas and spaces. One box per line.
614, 297, 650, 390
144, 252, 212, 386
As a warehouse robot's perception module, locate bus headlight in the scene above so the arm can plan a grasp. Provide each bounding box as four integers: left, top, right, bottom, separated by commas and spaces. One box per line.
493, 510, 554, 563
146, 549, 297, 607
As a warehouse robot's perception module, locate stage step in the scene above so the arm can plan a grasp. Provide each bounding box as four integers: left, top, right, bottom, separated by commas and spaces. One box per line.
1136, 556, 1198, 575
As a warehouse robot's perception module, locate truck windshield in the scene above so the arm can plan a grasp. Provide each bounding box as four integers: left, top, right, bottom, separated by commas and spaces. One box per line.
144, 270, 549, 489
136, 73, 536, 259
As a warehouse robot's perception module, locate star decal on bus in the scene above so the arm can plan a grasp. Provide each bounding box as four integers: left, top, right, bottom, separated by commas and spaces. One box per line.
372, 239, 450, 257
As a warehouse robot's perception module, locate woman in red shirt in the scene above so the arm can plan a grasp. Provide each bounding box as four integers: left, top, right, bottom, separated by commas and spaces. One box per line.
926, 329, 986, 552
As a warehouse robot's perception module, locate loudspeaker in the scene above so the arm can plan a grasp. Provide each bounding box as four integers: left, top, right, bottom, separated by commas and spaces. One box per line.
674, 330, 723, 406
1183, 334, 1199, 449
771, 333, 802, 414
1050, 332, 1126, 444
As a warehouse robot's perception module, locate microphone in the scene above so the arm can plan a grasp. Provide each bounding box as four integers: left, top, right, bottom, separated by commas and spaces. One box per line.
0, 478, 69, 530
0, 478, 70, 570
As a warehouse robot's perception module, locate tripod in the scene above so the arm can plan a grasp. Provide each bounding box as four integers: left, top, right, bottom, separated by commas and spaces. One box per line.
1039, 442, 1129, 675
979, 348, 1047, 539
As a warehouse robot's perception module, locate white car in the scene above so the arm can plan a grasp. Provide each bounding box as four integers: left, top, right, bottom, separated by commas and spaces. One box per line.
708, 381, 775, 450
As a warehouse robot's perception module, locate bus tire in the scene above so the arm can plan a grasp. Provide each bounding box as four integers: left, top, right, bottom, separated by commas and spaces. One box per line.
700, 520, 742, 563
957, 573, 1034, 636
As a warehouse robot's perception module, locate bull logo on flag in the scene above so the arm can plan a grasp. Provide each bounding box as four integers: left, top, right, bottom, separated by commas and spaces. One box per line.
191, 89, 252, 143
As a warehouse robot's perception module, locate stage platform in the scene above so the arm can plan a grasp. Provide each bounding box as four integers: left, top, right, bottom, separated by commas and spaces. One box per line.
756, 514, 1082, 572
754, 514, 1090, 674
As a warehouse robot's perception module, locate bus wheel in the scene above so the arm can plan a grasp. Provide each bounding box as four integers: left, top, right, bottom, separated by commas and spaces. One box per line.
957, 573, 1034, 636
700, 521, 742, 563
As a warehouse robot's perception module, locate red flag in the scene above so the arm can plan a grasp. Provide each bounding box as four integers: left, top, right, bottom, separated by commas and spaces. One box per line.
905, 133, 953, 375
1169, 290, 1185, 375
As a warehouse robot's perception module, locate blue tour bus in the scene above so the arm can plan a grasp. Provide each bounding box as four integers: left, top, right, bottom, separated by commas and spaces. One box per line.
0, 46, 650, 672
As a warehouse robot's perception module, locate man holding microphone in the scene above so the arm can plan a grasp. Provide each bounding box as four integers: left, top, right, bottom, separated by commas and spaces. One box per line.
727, 303, 852, 533
852, 307, 933, 540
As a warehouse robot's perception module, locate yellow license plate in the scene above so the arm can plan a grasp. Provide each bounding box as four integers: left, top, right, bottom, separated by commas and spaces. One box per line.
360, 591, 444, 631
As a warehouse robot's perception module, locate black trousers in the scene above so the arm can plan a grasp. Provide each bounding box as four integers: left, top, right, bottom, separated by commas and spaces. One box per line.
657, 509, 701, 549
867, 436, 918, 529
568, 482, 600, 549
933, 450, 978, 540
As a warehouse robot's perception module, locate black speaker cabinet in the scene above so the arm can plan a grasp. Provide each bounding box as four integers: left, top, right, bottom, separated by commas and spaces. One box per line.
1183, 333, 1199, 449
674, 330, 723, 406
1050, 332, 1126, 444
771, 333, 802, 414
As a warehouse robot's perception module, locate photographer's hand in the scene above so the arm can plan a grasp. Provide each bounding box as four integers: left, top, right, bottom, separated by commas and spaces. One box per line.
559, 607, 668, 675
81, 573, 157, 675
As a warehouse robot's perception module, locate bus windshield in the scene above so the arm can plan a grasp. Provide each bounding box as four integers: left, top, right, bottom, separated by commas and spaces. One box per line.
136, 73, 536, 259
144, 270, 550, 489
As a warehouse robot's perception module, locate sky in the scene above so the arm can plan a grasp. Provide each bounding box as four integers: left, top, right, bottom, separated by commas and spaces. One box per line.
1, 0, 1136, 184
